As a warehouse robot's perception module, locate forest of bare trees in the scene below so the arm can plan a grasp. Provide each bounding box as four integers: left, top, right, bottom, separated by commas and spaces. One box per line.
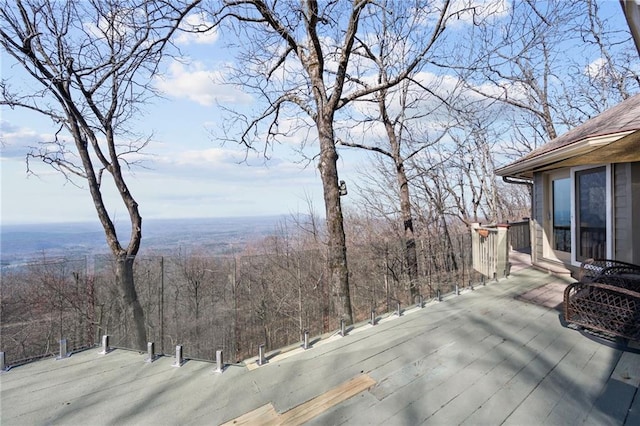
1, 0, 638, 365
1, 212, 484, 365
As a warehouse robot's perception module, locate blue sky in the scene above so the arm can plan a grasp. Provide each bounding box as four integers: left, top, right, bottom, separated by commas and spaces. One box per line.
0, 1, 631, 225
0, 12, 367, 225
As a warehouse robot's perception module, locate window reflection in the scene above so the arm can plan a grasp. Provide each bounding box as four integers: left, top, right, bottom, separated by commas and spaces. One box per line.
552, 178, 571, 252
576, 167, 606, 260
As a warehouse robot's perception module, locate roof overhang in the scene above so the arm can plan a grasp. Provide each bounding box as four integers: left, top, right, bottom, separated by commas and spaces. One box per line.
495, 130, 640, 179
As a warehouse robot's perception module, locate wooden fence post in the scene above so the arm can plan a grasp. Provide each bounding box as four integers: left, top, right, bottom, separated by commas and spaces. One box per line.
496, 224, 510, 278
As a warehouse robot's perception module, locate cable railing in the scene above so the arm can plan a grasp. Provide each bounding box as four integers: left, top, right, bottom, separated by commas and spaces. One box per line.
1, 233, 483, 368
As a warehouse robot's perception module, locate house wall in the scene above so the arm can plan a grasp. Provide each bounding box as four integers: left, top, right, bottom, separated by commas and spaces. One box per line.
614, 161, 640, 264
614, 163, 632, 262
532, 172, 545, 264
532, 162, 639, 267
633, 162, 640, 265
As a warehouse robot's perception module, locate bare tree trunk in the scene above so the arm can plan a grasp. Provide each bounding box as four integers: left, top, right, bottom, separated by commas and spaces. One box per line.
440, 216, 458, 272
317, 117, 353, 325
397, 160, 419, 301
115, 255, 146, 351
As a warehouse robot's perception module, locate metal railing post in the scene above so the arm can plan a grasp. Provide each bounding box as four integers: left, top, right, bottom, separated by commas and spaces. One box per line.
340, 319, 346, 337
302, 330, 310, 350
1, 352, 5, 371
370, 309, 376, 326
99, 335, 110, 354
215, 350, 224, 373
257, 343, 267, 366
396, 302, 402, 317
145, 342, 155, 363
172, 345, 183, 367
57, 338, 69, 360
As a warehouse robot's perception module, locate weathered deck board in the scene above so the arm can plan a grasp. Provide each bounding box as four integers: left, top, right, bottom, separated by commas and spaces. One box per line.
221, 374, 376, 425
330, 287, 569, 424
220, 403, 279, 425
457, 330, 579, 424
503, 337, 613, 425
626, 390, 640, 425
584, 351, 640, 424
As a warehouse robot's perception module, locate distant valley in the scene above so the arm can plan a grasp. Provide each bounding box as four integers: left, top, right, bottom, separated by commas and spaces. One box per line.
1, 216, 287, 266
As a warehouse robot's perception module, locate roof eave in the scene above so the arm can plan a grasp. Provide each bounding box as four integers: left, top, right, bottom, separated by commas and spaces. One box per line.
495, 131, 635, 178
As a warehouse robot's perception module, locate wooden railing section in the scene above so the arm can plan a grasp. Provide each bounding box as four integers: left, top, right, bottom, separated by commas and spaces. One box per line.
507, 219, 531, 252
471, 223, 510, 279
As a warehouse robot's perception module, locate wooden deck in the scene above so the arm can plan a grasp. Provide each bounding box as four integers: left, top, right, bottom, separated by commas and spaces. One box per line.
1, 266, 639, 425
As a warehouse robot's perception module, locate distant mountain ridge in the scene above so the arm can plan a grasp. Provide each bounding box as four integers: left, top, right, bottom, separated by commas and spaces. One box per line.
1, 215, 286, 266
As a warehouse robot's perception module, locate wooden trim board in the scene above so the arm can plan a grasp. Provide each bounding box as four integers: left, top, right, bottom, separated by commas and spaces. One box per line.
222, 374, 376, 425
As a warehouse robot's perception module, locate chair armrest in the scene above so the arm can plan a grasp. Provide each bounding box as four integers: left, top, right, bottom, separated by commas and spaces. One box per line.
563, 280, 640, 318
564, 281, 588, 319
596, 270, 640, 291
579, 258, 640, 282
578, 259, 602, 281
582, 281, 640, 298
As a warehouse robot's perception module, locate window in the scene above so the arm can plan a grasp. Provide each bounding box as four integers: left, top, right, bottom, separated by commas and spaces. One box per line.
552, 177, 571, 253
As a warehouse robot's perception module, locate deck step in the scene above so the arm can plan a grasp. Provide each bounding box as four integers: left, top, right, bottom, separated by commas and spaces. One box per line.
532, 260, 574, 278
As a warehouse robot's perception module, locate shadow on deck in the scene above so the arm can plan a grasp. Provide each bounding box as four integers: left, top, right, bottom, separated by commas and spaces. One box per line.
1, 264, 639, 425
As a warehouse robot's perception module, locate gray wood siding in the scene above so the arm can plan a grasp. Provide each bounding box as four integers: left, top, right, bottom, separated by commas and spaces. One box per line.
632, 162, 640, 264
532, 172, 544, 263
613, 162, 640, 264
614, 163, 631, 262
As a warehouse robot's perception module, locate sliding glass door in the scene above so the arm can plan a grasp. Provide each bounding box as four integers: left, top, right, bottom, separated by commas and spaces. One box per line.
575, 167, 607, 261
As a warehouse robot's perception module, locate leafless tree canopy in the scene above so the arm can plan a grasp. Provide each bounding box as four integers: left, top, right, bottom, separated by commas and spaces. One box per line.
203, 0, 484, 324
0, 0, 200, 349
446, 0, 639, 158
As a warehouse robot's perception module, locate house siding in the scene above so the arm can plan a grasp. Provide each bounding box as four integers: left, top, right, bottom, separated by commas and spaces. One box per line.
632, 162, 640, 264
532, 172, 544, 264
614, 162, 640, 264
531, 162, 639, 267
614, 163, 632, 262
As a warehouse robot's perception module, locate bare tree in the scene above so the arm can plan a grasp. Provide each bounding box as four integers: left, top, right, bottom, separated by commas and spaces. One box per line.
452, 0, 639, 158
570, 0, 639, 111
0, 0, 199, 349
209, 0, 456, 324
339, 75, 451, 301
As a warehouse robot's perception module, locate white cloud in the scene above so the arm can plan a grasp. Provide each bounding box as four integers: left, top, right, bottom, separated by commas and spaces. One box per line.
156, 60, 252, 106
584, 57, 609, 79
0, 122, 55, 159
174, 147, 246, 166
448, 0, 511, 27
175, 13, 219, 45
